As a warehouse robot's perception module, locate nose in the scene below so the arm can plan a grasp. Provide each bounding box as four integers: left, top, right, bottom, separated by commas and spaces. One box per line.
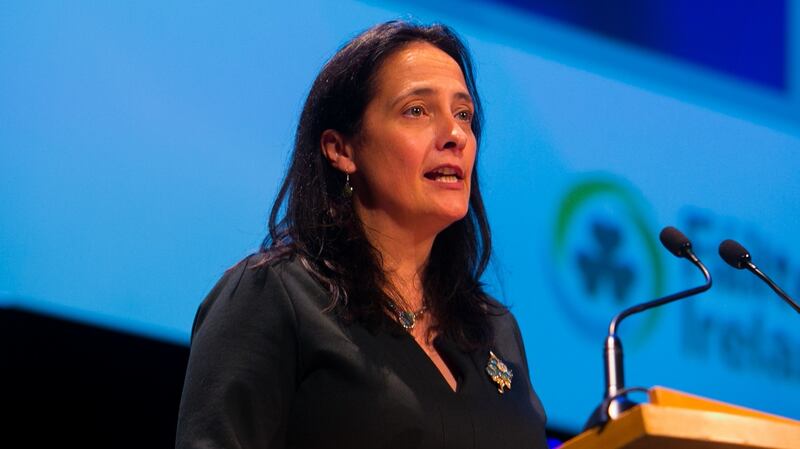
436, 114, 469, 153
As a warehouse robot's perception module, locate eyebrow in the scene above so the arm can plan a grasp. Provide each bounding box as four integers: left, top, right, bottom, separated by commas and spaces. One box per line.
391, 87, 473, 108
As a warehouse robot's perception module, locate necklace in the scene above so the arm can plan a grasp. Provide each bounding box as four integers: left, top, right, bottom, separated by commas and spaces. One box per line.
387, 301, 427, 330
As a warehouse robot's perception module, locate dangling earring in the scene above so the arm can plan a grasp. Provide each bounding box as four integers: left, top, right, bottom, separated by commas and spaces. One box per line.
343, 172, 353, 198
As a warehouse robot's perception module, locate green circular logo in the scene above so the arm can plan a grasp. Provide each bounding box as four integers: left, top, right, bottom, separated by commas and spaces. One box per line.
550, 176, 665, 345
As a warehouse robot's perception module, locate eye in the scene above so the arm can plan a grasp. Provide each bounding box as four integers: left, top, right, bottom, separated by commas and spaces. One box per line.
455, 109, 473, 122
403, 105, 425, 118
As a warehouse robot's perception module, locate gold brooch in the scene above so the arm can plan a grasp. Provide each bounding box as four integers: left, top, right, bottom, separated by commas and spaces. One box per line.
485, 351, 513, 393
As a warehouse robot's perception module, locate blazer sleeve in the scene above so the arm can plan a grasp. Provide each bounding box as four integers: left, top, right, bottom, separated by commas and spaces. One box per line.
175, 257, 299, 449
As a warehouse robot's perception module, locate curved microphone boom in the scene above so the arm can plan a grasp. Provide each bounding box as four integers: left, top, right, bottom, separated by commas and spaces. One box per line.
584, 226, 713, 430
719, 239, 800, 314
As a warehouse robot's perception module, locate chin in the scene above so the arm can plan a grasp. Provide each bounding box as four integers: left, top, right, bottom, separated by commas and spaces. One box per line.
434, 205, 470, 227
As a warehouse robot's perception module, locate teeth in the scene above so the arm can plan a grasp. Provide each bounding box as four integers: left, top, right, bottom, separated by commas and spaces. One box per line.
427, 167, 460, 179
434, 175, 459, 183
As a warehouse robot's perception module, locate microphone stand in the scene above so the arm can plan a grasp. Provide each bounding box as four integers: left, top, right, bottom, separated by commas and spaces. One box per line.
743, 261, 800, 314
719, 239, 800, 314
583, 249, 712, 430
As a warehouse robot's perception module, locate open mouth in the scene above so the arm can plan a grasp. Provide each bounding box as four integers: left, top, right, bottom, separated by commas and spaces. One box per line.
424, 166, 464, 184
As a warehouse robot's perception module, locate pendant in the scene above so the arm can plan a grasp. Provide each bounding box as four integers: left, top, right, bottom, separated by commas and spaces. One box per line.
485, 351, 513, 394
398, 311, 417, 330
388, 301, 425, 331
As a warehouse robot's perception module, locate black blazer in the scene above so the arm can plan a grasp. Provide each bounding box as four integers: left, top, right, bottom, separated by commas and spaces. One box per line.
175, 255, 548, 449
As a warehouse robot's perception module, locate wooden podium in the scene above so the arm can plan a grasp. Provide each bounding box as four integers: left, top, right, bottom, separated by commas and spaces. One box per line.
560, 387, 800, 449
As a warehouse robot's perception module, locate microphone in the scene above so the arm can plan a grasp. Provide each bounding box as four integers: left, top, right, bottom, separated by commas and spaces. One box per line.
660, 225, 694, 259
719, 239, 800, 314
584, 226, 713, 430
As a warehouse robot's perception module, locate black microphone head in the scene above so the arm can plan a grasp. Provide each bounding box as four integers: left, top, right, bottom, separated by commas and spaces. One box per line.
719, 239, 751, 269
659, 226, 692, 258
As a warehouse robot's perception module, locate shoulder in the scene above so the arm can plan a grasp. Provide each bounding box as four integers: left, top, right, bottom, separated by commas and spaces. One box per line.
255, 253, 331, 307
190, 252, 327, 342
484, 298, 523, 356
481, 296, 519, 342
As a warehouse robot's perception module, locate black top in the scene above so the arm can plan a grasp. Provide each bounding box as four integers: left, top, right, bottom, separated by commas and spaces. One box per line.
175, 255, 548, 449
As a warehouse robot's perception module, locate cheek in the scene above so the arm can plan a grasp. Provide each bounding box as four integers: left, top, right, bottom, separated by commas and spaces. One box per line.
356, 139, 423, 198
378, 137, 426, 180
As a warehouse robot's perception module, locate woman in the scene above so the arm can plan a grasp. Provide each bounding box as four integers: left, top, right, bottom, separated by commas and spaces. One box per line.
176, 21, 548, 449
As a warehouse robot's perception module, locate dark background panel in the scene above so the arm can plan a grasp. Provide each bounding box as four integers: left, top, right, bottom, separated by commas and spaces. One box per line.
486, 0, 787, 90
2, 307, 189, 448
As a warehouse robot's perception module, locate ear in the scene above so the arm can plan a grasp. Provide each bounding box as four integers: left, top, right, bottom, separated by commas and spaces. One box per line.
320, 129, 357, 174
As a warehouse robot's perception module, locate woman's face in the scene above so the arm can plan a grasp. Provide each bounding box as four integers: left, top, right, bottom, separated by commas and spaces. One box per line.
350, 42, 477, 236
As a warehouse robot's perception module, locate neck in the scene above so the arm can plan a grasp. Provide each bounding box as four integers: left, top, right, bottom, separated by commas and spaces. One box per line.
355, 207, 439, 311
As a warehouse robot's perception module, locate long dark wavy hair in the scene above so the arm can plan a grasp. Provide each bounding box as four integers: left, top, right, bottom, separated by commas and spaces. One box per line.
260, 21, 502, 349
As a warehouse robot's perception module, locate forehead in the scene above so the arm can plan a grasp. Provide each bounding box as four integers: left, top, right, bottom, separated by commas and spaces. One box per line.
372, 42, 469, 97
